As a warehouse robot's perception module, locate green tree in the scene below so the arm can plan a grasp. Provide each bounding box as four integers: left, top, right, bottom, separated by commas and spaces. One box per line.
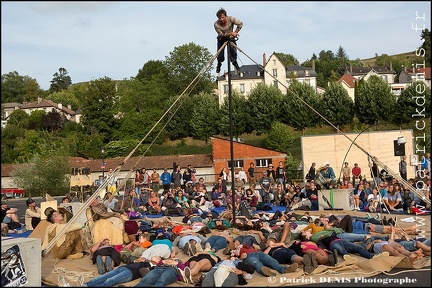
1, 124, 26, 164
7, 109, 29, 128
280, 81, 320, 134
165, 95, 195, 140
1, 72, 42, 104
245, 83, 284, 134
78, 77, 119, 143
49, 67, 72, 93
274, 53, 299, 65
164, 42, 215, 96
319, 82, 354, 129
219, 91, 247, 137
114, 79, 167, 142
265, 122, 295, 152
43, 110, 67, 133
392, 81, 431, 125
46, 89, 80, 110
354, 75, 396, 125
28, 110, 46, 131
190, 93, 219, 142
11, 144, 70, 197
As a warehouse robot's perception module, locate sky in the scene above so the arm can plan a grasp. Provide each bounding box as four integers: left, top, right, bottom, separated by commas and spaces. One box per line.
1, 1, 431, 91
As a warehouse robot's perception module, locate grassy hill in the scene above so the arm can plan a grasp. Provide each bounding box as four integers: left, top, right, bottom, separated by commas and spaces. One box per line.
360, 51, 417, 66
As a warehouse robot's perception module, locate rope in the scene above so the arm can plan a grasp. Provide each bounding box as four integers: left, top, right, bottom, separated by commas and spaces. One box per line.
51, 258, 96, 282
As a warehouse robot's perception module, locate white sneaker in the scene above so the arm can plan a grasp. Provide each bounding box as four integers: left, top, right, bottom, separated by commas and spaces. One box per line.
205, 242, 211, 250
195, 242, 203, 253
176, 267, 188, 283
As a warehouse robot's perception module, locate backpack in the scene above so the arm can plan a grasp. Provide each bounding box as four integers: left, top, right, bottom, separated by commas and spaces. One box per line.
239, 201, 253, 219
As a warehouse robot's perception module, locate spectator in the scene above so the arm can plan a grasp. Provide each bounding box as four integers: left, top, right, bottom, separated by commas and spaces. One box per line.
247, 162, 256, 188
106, 168, 118, 195
399, 156, 408, 181
276, 161, 287, 186
306, 162, 316, 182
103, 192, 119, 212
1, 200, 25, 232
342, 162, 351, 183
161, 190, 182, 216
244, 188, 258, 210
150, 168, 160, 193
259, 171, 274, 204
266, 164, 277, 184
352, 163, 362, 186
238, 167, 247, 184
160, 168, 172, 191
24, 198, 41, 230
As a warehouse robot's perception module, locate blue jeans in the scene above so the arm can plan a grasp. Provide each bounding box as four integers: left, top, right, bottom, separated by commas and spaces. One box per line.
85, 266, 133, 287
260, 189, 275, 203
234, 235, 258, 246
134, 266, 177, 287
338, 233, 388, 243
243, 252, 285, 274
271, 248, 298, 264
330, 239, 375, 259
217, 37, 237, 64
206, 236, 227, 252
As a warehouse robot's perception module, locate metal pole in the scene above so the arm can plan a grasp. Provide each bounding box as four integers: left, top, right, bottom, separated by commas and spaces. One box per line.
227, 40, 236, 227
101, 147, 105, 179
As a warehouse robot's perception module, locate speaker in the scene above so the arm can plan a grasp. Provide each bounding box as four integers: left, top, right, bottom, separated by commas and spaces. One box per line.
393, 140, 405, 156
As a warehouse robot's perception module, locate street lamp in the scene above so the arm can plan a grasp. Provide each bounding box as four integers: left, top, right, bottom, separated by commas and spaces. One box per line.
101, 147, 106, 178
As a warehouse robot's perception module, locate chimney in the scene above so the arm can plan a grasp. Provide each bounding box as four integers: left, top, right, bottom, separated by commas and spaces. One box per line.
312, 59, 315, 71
350, 63, 352, 74
390, 61, 393, 71
67, 104, 72, 110
58, 103, 63, 109
263, 52, 267, 66
37, 97, 42, 104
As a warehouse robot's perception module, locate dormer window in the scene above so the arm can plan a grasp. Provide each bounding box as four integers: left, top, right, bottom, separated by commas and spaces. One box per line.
305, 70, 309, 77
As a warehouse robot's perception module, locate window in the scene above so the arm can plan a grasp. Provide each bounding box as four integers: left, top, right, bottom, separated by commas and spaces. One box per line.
273, 69, 278, 77
228, 160, 244, 169
240, 84, 245, 93
223, 84, 229, 94
273, 80, 278, 88
256, 159, 272, 167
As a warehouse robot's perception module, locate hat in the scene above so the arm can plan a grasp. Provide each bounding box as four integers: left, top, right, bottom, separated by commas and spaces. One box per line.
26, 198, 35, 205
186, 181, 193, 185
44, 207, 55, 217
322, 161, 330, 166
1, 200, 7, 205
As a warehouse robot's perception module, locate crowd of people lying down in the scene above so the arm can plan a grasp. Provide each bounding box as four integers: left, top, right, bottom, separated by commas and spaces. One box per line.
44, 198, 430, 287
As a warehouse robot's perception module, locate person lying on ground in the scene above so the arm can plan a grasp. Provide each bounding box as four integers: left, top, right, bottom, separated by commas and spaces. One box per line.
82, 255, 161, 287
362, 225, 424, 263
